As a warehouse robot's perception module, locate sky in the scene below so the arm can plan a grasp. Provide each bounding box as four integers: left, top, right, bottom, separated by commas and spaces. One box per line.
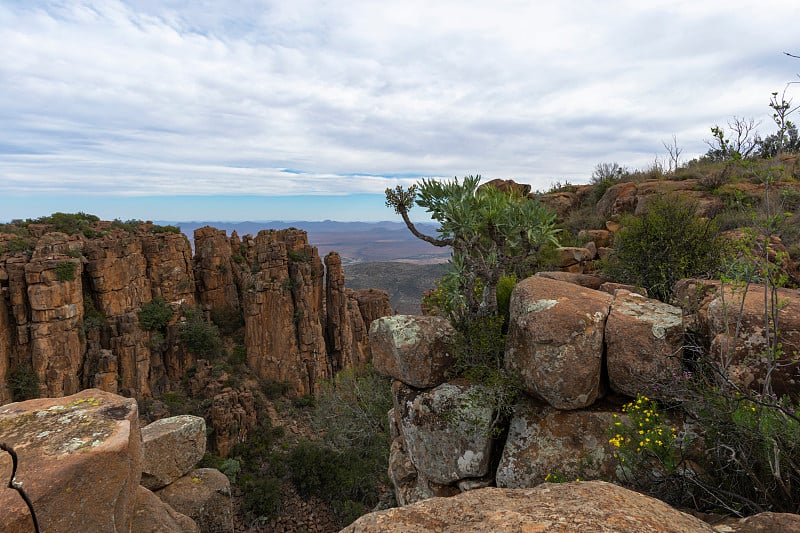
2, 0, 799, 222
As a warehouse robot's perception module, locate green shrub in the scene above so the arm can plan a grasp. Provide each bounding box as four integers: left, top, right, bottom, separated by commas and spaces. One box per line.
179, 308, 223, 358
54, 261, 77, 281
602, 195, 727, 302
241, 474, 283, 518
30, 212, 99, 237
285, 367, 392, 527
229, 344, 247, 367
137, 297, 174, 331
287, 249, 310, 262
8, 364, 40, 401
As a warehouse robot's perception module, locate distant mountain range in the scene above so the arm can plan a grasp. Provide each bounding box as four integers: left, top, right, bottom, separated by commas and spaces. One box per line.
161, 220, 452, 265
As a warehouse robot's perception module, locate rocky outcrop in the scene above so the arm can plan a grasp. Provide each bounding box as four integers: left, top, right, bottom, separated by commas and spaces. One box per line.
132, 486, 199, 533
0, 221, 390, 406
393, 381, 495, 485
674, 278, 800, 396
208, 388, 257, 457
605, 289, 684, 399
384, 275, 691, 503
495, 398, 621, 488
155, 468, 233, 533
342, 481, 717, 533
0, 389, 142, 533
141, 415, 207, 490
505, 275, 612, 409
371, 315, 455, 388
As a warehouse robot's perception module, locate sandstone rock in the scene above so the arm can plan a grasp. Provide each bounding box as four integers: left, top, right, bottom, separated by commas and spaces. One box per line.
555, 246, 594, 268
537, 191, 580, 219
496, 397, 620, 488
388, 436, 433, 506
353, 288, 392, 328
480, 178, 531, 196
599, 281, 648, 297
578, 228, 613, 248
193, 226, 239, 314
26, 257, 85, 397
340, 480, 716, 532
209, 389, 257, 457
132, 485, 199, 533
141, 415, 207, 490
605, 290, 684, 399
535, 271, 606, 290
326, 252, 369, 371
0, 389, 142, 533
726, 512, 800, 532
596, 181, 639, 218
506, 276, 612, 409
370, 315, 455, 388
0, 285, 12, 403
675, 279, 800, 396
156, 468, 233, 533
243, 229, 329, 396
394, 381, 495, 485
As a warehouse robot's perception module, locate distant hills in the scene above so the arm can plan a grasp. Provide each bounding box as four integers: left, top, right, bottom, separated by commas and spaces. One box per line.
163, 220, 452, 265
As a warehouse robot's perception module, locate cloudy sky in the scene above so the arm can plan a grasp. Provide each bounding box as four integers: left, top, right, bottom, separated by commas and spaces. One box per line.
1, 0, 799, 222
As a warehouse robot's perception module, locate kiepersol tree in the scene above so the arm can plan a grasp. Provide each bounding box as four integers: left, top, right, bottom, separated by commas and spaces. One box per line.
385, 175, 559, 321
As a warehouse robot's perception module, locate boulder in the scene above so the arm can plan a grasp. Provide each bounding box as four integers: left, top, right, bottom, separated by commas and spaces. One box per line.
554, 246, 594, 269
132, 486, 199, 533
674, 279, 800, 396
393, 381, 495, 485
535, 271, 606, 290
156, 468, 232, 533
496, 398, 621, 488
605, 290, 684, 399
340, 480, 716, 532
0, 389, 142, 533
578, 229, 613, 248
141, 415, 207, 490
388, 436, 433, 506
370, 315, 455, 388
506, 276, 612, 409
726, 512, 800, 532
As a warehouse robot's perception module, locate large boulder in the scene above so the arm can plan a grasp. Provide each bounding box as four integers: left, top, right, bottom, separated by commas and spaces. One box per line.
0, 389, 142, 533
155, 468, 232, 533
506, 276, 612, 409
340, 480, 716, 532
605, 290, 684, 399
393, 381, 495, 485
674, 279, 800, 396
141, 415, 207, 490
370, 315, 455, 388
496, 398, 621, 488
132, 486, 199, 533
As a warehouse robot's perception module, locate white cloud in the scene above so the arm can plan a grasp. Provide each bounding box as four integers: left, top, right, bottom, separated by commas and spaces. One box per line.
1, 0, 799, 212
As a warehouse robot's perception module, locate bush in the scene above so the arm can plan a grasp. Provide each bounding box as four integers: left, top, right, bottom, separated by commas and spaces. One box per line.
54, 261, 77, 281
8, 364, 40, 401
179, 308, 223, 358
137, 297, 174, 331
602, 195, 726, 302
30, 212, 100, 236
286, 367, 392, 527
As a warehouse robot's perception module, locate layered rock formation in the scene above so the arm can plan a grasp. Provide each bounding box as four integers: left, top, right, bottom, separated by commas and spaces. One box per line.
0, 221, 391, 406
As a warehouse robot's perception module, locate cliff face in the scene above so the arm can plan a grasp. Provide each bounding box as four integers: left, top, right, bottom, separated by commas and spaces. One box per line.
0, 221, 389, 404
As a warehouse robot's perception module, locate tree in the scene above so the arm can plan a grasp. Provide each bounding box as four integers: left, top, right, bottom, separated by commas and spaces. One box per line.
704, 117, 761, 161
385, 175, 559, 320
